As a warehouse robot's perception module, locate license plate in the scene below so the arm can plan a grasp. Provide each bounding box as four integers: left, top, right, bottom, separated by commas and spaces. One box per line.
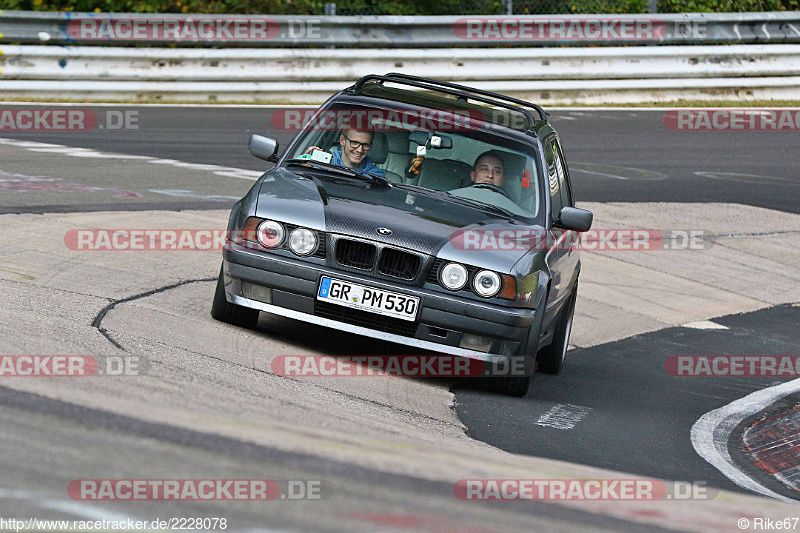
317, 277, 419, 321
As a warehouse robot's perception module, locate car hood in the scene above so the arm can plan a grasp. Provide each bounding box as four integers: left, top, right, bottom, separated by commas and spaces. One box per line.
255, 168, 546, 272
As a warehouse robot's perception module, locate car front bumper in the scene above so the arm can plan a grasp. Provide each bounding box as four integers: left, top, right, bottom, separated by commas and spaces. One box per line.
223, 247, 538, 363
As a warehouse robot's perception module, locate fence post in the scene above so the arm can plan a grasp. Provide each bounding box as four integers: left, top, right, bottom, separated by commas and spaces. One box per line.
325, 3, 337, 16
649, 0, 657, 13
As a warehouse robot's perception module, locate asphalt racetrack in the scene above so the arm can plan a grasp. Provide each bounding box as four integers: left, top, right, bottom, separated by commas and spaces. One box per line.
1, 104, 799, 531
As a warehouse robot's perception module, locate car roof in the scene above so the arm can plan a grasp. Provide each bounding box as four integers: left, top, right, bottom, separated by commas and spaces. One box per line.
334, 74, 555, 141
334, 85, 554, 144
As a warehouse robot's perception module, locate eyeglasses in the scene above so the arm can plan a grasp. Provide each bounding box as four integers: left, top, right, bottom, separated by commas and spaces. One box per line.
342, 135, 373, 151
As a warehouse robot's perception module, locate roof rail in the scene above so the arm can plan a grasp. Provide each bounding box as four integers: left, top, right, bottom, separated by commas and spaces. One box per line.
384, 73, 548, 123
351, 73, 546, 123
349, 74, 545, 135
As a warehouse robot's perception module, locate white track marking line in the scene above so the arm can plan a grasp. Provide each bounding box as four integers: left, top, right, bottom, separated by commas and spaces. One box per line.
0, 488, 134, 522
690, 378, 800, 503
150, 189, 242, 201
0, 137, 260, 181
569, 168, 631, 180
681, 321, 729, 330
536, 403, 592, 430
695, 171, 797, 185
0, 140, 62, 148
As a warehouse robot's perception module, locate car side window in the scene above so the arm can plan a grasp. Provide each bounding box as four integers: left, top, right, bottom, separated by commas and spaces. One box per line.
545, 139, 563, 222
553, 141, 573, 208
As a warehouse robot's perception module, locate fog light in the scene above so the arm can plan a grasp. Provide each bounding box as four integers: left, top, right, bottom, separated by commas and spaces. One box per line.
242, 283, 272, 304
459, 334, 493, 353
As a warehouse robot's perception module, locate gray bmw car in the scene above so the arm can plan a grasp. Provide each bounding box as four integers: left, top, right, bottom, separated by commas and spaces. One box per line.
212, 73, 592, 396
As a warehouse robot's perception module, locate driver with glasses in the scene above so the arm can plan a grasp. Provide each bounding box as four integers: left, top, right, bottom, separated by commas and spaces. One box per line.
306, 128, 386, 178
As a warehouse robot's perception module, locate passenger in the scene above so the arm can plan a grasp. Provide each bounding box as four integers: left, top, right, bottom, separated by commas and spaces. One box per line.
305, 128, 385, 178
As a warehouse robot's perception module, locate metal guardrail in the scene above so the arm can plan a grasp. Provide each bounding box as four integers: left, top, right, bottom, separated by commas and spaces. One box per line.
1, 44, 798, 104
2, 45, 799, 81
1, 10, 799, 47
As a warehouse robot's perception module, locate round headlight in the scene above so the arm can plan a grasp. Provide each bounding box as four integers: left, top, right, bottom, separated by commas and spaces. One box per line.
440, 262, 468, 291
289, 227, 317, 256
256, 220, 285, 248
473, 270, 501, 298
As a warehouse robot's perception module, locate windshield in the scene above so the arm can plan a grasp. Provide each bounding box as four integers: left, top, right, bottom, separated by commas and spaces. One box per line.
282, 103, 543, 222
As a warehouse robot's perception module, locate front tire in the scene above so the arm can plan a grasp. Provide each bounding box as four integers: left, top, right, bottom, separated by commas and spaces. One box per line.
485, 356, 535, 397
211, 264, 260, 329
537, 282, 577, 375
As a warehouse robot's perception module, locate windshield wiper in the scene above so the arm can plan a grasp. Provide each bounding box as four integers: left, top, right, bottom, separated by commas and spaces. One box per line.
285, 159, 390, 187
442, 192, 518, 220
393, 183, 517, 219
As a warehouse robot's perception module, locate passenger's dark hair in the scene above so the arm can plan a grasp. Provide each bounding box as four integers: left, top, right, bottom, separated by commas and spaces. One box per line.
473, 150, 505, 171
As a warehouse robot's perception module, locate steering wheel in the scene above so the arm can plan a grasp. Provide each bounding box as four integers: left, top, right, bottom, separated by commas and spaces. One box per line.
472, 182, 513, 200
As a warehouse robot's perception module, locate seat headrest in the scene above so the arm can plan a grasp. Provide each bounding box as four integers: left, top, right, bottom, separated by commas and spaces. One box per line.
417, 159, 472, 191
385, 132, 411, 154
493, 151, 527, 203
369, 133, 388, 164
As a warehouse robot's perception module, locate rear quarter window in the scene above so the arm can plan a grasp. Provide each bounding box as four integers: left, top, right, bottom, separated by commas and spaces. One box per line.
553, 141, 572, 208
545, 139, 563, 221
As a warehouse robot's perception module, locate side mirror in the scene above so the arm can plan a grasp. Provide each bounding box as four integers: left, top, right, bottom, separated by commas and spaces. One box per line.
557, 207, 593, 232
249, 134, 279, 163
